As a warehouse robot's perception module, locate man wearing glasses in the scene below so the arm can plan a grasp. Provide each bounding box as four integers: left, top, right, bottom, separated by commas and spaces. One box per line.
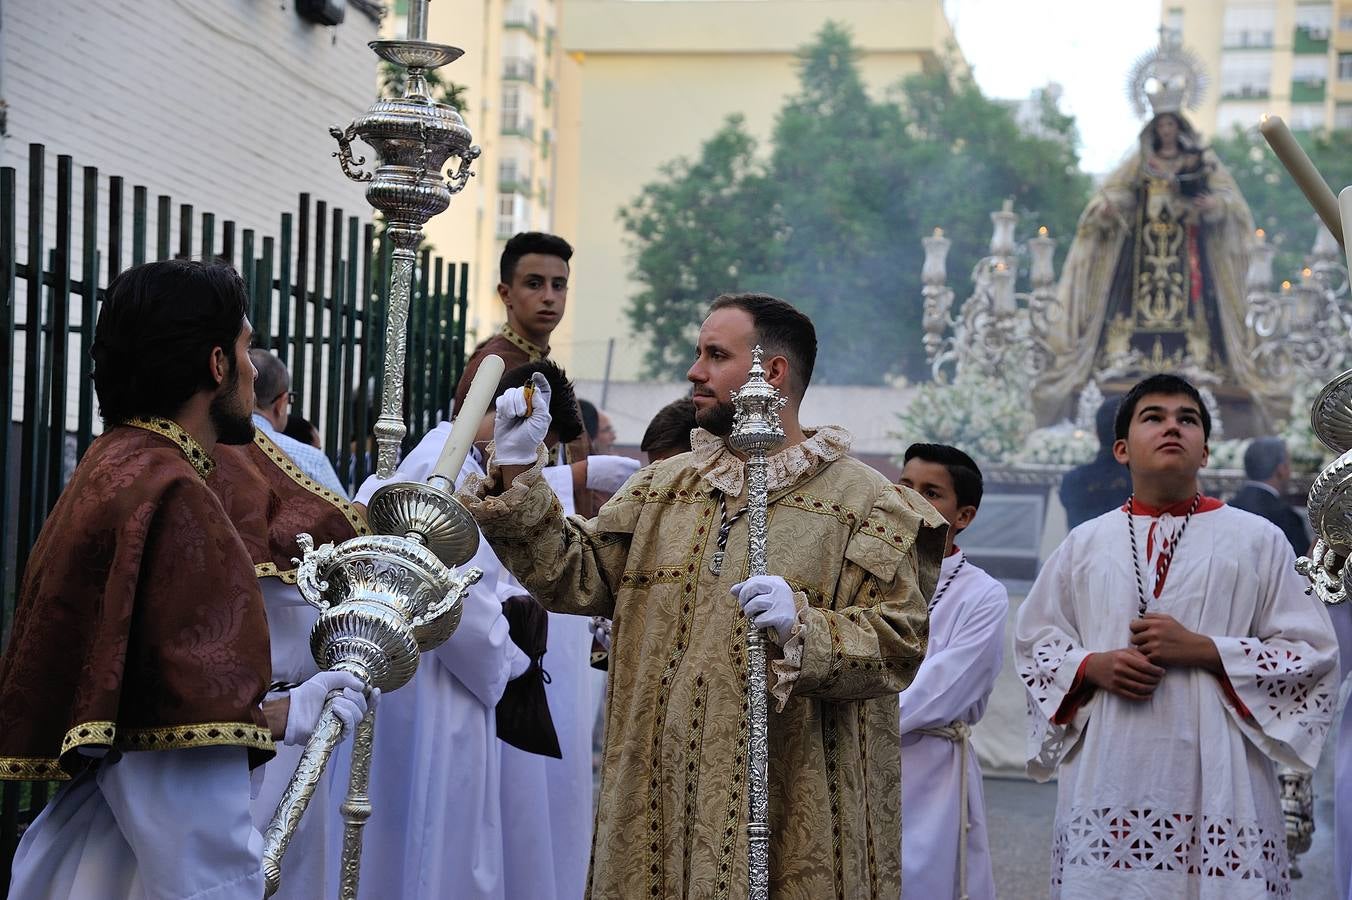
249, 348, 347, 496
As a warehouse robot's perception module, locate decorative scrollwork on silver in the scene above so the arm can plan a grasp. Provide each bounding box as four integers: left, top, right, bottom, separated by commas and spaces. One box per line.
329, 123, 374, 183
445, 145, 482, 195
295, 534, 337, 610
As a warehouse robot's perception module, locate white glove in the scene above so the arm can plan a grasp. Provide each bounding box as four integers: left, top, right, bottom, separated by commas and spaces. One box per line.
731, 575, 799, 645
284, 670, 375, 746
585, 455, 641, 493
493, 372, 553, 465
589, 616, 612, 651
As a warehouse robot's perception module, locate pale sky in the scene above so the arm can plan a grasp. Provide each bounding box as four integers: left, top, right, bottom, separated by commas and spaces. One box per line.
945, 0, 1164, 174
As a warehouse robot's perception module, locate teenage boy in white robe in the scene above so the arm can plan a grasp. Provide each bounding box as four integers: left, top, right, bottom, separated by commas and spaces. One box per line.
1015, 373, 1339, 899
897, 443, 1006, 900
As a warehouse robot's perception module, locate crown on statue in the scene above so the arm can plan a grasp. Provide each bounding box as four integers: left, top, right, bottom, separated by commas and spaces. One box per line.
1126, 28, 1208, 119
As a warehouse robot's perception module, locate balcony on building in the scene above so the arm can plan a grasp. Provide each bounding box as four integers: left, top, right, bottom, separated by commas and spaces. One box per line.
498, 159, 534, 195
504, 4, 540, 38
500, 113, 536, 141
503, 57, 537, 85
1292, 25, 1335, 54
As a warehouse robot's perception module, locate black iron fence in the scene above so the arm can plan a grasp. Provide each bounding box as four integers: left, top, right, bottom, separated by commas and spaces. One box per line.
0, 143, 470, 885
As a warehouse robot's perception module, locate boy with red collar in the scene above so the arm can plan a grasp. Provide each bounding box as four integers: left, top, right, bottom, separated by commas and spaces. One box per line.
1015, 373, 1338, 899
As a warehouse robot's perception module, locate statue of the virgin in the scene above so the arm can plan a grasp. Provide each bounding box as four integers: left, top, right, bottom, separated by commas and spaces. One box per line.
1033, 33, 1280, 427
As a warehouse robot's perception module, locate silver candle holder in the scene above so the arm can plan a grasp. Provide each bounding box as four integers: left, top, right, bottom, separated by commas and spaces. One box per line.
260, 3, 485, 897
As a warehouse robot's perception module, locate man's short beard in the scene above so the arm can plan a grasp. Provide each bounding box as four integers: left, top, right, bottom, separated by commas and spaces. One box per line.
695, 400, 736, 438
209, 363, 255, 446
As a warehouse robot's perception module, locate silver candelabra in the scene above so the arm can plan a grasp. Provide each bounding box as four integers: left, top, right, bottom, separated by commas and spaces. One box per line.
260, 3, 487, 897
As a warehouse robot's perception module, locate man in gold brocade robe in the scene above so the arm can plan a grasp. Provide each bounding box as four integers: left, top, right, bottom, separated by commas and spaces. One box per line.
457, 293, 946, 900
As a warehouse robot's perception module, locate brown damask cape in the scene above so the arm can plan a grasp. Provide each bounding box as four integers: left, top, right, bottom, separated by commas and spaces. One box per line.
459, 426, 946, 900
209, 430, 367, 582
0, 421, 274, 781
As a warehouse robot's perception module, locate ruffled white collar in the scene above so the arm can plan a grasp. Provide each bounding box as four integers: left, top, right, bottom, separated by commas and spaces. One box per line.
689, 424, 853, 496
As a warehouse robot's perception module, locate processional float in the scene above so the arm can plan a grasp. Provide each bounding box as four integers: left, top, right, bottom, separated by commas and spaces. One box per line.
257, 2, 499, 896
1261, 114, 1352, 879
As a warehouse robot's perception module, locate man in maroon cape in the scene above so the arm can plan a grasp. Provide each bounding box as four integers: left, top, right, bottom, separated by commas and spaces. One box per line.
0, 260, 368, 899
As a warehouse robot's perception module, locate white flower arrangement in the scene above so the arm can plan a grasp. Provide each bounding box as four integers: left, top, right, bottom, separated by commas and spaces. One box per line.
1282, 379, 1334, 474
1016, 422, 1098, 466
894, 373, 1035, 465
1206, 438, 1250, 472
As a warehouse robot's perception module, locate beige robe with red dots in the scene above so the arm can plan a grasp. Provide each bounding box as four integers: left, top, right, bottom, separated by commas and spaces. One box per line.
458, 426, 945, 900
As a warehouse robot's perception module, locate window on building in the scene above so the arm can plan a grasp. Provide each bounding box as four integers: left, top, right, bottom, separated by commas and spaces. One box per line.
1342, 14, 1352, 31
1223, 4, 1276, 47
1340, 52, 1352, 80
1336, 103, 1352, 128
1289, 103, 1327, 130
1220, 52, 1272, 97
1295, 2, 1333, 37
497, 194, 516, 237
1293, 54, 1329, 82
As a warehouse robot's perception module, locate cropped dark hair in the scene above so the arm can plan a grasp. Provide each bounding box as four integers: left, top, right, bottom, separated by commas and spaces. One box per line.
249, 348, 290, 409
578, 398, 600, 441
904, 442, 984, 509
499, 231, 573, 284
707, 292, 817, 395
641, 397, 697, 457
1114, 374, 1211, 441
91, 259, 248, 425
494, 358, 584, 444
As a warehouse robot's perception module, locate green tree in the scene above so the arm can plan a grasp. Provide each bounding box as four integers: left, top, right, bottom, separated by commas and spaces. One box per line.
619, 116, 781, 377
620, 23, 1091, 383
1212, 125, 1352, 280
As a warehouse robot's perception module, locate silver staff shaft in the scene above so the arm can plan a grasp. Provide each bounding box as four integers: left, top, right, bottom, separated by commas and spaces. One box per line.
261, 697, 357, 897
728, 345, 786, 900
338, 711, 377, 900
744, 448, 772, 900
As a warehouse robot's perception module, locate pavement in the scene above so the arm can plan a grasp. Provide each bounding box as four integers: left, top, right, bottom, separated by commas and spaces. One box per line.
982, 753, 1338, 899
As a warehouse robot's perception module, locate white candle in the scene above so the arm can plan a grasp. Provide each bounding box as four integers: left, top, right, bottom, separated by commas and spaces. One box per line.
1259, 114, 1343, 245
1338, 187, 1352, 276
431, 354, 506, 483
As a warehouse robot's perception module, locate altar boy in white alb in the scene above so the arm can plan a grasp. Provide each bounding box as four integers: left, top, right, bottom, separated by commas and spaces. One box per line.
1015, 374, 1339, 899
897, 443, 1006, 900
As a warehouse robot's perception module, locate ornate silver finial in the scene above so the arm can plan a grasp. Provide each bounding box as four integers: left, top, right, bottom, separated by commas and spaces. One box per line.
728, 346, 787, 456
1125, 29, 1208, 119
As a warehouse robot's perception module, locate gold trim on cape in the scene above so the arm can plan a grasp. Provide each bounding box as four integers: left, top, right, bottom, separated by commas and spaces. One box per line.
251, 430, 369, 581
125, 416, 215, 480
2, 720, 274, 781
499, 323, 549, 361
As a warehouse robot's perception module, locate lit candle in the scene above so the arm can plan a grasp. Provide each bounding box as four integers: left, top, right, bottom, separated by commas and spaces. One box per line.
991, 262, 1016, 312
1028, 227, 1056, 288
431, 354, 506, 485
1259, 114, 1343, 246
1281, 280, 1293, 293
922, 230, 951, 285
1255, 228, 1265, 243
1246, 240, 1275, 289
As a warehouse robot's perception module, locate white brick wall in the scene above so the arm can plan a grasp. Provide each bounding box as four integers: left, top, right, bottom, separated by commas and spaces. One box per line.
3, 0, 385, 433
3, 0, 380, 267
